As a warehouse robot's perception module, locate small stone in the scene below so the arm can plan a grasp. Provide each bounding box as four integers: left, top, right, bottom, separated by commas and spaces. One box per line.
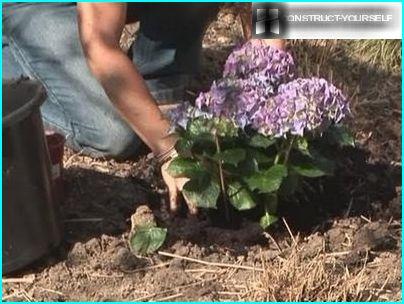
91, 261, 101, 270
301, 234, 324, 258
174, 244, 190, 257
113, 247, 138, 270
169, 258, 185, 269
85, 238, 101, 254
352, 222, 396, 251
67, 242, 87, 266
69, 242, 87, 259
326, 228, 347, 252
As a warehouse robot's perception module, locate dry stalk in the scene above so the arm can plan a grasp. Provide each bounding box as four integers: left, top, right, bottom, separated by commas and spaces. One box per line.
2, 275, 35, 284
158, 251, 263, 272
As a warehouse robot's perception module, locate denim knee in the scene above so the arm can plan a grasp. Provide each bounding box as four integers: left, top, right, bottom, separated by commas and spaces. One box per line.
67, 119, 142, 159
97, 130, 141, 159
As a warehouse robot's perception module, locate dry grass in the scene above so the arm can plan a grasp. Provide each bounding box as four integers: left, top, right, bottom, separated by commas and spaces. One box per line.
347, 40, 401, 73
245, 243, 399, 301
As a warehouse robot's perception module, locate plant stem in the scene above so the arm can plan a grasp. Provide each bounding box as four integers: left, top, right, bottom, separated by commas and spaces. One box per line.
274, 153, 280, 165
283, 136, 295, 165
265, 193, 278, 214
273, 140, 283, 165
214, 133, 230, 222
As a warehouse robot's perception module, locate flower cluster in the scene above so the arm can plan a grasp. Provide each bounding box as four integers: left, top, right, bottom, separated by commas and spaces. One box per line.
169, 42, 349, 138
223, 40, 295, 86
195, 78, 267, 128
252, 78, 350, 137
194, 42, 296, 129
167, 101, 211, 131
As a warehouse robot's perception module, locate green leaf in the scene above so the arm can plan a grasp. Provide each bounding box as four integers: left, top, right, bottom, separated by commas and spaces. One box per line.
248, 149, 273, 164
260, 213, 278, 229
295, 137, 311, 156
227, 181, 256, 210
129, 227, 167, 255
187, 117, 237, 139
249, 134, 276, 148
291, 157, 335, 177
214, 148, 246, 166
167, 157, 202, 178
214, 118, 239, 137
245, 164, 288, 193
187, 118, 214, 137
183, 177, 220, 209
175, 136, 194, 157
237, 157, 259, 176
327, 125, 355, 147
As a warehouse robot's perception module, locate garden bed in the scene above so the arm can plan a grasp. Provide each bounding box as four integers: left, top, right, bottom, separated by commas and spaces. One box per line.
2, 10, 401, 302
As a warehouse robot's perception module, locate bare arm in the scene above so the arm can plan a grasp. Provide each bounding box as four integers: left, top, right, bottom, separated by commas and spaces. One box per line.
77, 3, 196, 214
77, 3, 175, 155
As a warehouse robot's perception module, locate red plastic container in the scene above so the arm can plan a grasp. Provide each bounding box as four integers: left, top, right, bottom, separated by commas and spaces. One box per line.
45, 131, 65, 203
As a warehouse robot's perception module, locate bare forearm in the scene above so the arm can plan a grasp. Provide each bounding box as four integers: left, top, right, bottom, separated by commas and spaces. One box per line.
87, 46, 175, 154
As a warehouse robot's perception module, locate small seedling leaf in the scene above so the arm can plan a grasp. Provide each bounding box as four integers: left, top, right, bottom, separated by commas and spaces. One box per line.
129, 227, 167, 255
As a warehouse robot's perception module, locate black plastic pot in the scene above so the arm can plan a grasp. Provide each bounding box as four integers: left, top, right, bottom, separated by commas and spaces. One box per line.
2, 79, 62, 274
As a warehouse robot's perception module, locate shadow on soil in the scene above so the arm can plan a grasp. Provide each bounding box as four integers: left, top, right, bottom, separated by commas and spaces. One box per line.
55, 147, 400, 254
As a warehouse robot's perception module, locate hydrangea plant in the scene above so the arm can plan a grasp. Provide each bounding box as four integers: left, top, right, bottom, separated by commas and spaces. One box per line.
167, 41, 354, 229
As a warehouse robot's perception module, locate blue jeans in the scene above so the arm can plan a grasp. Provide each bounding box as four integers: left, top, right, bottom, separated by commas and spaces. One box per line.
3, 3, 212, 158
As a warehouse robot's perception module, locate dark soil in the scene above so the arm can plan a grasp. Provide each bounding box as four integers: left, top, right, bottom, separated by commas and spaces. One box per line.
2, 10, 401, 302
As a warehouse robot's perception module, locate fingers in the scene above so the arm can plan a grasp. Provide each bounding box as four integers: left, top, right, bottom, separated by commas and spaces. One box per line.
168, 186, 179, 213
161, 162, 179, 213
161, 161, 198, 215
183, 193, 198, 215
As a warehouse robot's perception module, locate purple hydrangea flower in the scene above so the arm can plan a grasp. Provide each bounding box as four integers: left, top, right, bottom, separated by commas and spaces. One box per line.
252, 77, 350, 137
192, 41, 296, 129
171, 43, 349, 139
195, 77, 269, 128
223, 40, 296, 87
167, 101, 212, 131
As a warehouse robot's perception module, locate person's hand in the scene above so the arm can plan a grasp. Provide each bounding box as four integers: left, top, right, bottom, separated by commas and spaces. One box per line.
160, 159, 198, 215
